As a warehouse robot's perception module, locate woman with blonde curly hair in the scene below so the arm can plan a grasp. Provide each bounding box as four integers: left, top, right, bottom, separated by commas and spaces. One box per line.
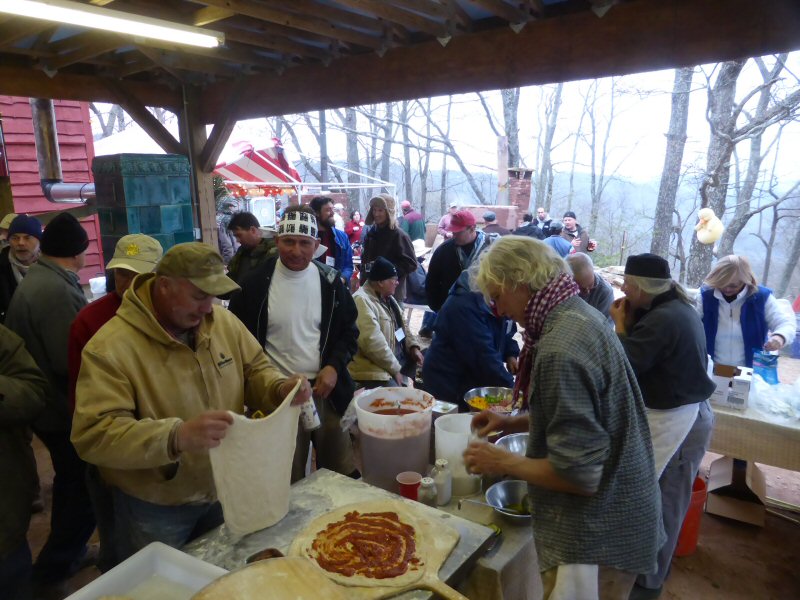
698, 254, 795, 369
463, 236, 661, 600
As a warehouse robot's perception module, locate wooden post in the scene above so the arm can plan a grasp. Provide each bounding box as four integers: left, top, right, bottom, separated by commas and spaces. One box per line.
179, 85, 217, 248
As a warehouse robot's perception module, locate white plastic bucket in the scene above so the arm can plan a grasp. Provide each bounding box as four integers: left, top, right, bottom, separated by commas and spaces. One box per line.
355, 388, 433, 492
434, 413, 481, 496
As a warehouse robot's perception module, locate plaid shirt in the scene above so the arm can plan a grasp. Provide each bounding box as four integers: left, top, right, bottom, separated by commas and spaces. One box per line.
526, 297, 664, 573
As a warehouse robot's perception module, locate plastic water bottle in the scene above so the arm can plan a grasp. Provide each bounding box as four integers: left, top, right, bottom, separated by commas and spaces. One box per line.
431, 458, 452, 506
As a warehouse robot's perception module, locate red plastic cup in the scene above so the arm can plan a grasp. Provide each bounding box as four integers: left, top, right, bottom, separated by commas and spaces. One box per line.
396, 471, 422, 500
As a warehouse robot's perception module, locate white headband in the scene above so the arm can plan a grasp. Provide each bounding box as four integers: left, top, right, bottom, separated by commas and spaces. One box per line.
278, 210, 318, 239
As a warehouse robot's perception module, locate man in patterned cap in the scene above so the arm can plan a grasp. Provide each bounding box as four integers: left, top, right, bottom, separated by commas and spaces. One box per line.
230, 205, 360, 483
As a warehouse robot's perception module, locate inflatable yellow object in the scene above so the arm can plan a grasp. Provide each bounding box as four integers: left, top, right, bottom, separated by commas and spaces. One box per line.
695, 208, 724, 245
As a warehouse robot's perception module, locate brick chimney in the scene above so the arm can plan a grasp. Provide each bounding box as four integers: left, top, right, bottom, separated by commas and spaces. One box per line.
508, 168, 533, 226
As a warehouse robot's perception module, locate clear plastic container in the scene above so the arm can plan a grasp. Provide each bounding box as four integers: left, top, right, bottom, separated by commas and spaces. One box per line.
418, 477, 438, 507
431, 458, 452, 506
355, 388, 434, 492
434, 413, 481, 496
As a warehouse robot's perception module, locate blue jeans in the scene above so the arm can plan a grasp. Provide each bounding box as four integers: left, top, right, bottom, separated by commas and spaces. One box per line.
32, 429, 95, 584
85, 465, 117, 572
112, 488, 223, 561
637, 400, 714, 590
0, 541, 32, 600
421, 311, 437, 332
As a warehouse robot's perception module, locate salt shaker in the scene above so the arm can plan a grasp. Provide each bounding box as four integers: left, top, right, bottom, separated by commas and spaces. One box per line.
431, 458, 453, 506
417, 477, 438, 507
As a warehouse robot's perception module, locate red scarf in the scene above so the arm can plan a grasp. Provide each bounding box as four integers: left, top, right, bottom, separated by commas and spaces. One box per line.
513, 271, 580, 410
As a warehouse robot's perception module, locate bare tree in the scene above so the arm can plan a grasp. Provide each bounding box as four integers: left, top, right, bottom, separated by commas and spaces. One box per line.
90, 103, 126, 138
651, 67, 694, 256
533, 83, 564, 212
716, 55, 794, 257
400, 100, 414, 206
776, 217, 800, 297
686, 57, 800, 285
578, 79, 618, 235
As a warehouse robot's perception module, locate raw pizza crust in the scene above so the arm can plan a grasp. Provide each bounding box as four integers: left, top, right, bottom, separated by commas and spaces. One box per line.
208, 381, 301, 536
289, 500, 426, 588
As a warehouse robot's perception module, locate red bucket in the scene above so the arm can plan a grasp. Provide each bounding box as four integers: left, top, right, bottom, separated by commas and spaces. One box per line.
675, 476, 707, 557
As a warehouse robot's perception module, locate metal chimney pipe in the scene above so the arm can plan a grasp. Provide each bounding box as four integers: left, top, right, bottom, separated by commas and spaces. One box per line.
29, 98, 62, 183
29, 98, 94, 204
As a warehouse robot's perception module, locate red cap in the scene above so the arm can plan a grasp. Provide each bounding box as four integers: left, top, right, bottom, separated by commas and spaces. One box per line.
446, 210, 476, 233
401, 200, 411, 210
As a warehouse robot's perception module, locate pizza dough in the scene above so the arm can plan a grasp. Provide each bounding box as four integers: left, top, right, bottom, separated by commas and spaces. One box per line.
290, 500, 426, 588
209, 382, 301, 536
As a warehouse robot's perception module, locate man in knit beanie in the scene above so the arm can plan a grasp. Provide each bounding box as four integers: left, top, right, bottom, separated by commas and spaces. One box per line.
5, 212, 96, 585
0, 214, 43, 323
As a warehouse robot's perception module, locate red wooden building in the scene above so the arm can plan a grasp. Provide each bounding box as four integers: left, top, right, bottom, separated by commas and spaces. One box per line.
1, 96, 103, 284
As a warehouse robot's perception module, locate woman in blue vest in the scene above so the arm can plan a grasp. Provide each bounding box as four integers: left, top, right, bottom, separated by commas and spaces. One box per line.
697, 255, 795, 369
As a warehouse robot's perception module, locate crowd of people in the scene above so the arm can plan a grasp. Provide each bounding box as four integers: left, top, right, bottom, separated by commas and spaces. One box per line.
0, 197, 796, 600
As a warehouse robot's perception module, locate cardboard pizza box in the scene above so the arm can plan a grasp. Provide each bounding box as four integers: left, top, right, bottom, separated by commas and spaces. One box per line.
706, 456, 766, 526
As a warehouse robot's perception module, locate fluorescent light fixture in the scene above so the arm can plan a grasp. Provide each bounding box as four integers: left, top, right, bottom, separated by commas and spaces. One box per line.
0, 0, 224, 48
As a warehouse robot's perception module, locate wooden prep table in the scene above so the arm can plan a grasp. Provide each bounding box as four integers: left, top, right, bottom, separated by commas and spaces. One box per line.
184, 469, 495, 599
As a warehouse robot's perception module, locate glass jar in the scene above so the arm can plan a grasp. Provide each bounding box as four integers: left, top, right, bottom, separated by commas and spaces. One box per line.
431, 458, 452, 506
417, 477, 438, 507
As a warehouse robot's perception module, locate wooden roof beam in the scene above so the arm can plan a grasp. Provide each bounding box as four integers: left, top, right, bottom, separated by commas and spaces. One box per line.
192, 5, 235, 27
330, 0, 449, 38
135, 45, 230, 80
104, 78, 185, 155
199, 77, 247, 172
44, 39, 123, 70
0, 63, 180, 107
197, 0, 800, 123
0, 21, 53, 48
198, 0, 384, 49
465, 0, 533, 24
219, 27, 330, 62
386, 0, 450, 20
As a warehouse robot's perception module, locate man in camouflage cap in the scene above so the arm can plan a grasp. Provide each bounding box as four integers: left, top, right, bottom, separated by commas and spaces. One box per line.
71, 242, 311, 561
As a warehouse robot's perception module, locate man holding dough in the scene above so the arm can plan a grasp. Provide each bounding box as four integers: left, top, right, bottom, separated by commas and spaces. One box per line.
71, 243, 311, 561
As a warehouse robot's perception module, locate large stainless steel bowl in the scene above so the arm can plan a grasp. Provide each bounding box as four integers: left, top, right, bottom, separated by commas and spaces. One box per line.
494, 433, 527, 456
463, 386, 514, 413
485, 479, 531, 524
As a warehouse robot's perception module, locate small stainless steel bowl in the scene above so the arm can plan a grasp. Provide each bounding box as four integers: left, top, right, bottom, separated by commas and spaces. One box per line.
463, 386, 514, 413
485, 479, 531, 524
494, 433, 527, 457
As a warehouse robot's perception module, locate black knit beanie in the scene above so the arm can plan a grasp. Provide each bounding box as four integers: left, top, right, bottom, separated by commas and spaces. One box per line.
625, 253, 671, 279
368, 256, 398, 281
41, 213, 89, 257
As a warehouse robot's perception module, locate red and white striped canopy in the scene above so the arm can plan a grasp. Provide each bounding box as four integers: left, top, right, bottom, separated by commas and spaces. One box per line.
214, 139, 301, 185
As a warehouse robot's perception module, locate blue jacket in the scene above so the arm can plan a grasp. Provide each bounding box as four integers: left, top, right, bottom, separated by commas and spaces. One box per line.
330, 227, 354, 282
544, 236, 572, 258
422, 272, 519, 408
701, 285, 769, 368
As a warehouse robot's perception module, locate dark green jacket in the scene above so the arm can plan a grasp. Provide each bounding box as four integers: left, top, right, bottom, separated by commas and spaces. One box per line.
5, 257, 87, 432
227, 236, 278, 285
0, 325, 47, 557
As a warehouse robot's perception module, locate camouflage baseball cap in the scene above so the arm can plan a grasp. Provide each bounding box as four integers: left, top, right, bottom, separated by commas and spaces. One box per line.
107, 234, 163, 274
156, 242, 240, 296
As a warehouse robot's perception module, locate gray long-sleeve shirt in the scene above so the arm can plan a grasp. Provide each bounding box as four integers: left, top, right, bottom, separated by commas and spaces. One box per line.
526, 297, 663, 573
